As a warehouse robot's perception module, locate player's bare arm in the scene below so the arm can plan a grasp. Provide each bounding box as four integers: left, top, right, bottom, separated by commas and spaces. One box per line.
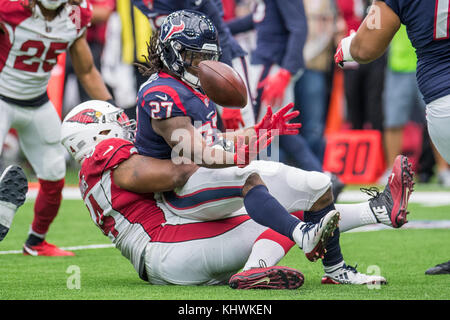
69, 32, 113, 101
335, 1, 400, 65
113, 154, 198, 193
151, 116, 236, 168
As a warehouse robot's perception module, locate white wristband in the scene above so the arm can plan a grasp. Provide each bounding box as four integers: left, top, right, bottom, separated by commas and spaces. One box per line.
341, 32, 356, 62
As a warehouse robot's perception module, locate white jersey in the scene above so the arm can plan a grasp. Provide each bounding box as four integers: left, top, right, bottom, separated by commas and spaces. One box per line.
0, 0, 92, 100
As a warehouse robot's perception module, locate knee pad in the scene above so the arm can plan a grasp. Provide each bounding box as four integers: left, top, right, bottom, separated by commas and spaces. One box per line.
36, 148, 66, 181
306, 171, 331, 195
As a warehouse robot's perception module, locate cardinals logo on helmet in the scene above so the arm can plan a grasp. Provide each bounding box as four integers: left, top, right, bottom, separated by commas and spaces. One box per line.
66, 109, 102, 124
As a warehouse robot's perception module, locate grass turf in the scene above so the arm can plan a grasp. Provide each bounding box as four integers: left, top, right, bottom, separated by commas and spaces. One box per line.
0, 199, 449, 300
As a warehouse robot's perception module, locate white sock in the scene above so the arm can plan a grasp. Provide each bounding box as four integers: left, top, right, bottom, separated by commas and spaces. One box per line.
334, 202, 377, 232
28, 226, 46, 239
324, 260, 345, 274
0, 200, 17, 228
243, 239, 286, 271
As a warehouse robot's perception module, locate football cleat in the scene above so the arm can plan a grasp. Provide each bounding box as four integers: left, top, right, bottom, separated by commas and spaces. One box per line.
23, 241, 75, 256
321, 264, 387, 285
364, 155, 414, 228
293, 210, 340, 262
0, 165, 28, 242
425, 260, 450, 275
229, 266, 304, 290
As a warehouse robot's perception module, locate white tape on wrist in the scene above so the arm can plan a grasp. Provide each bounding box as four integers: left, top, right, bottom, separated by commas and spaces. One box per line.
341, 32, 356, 62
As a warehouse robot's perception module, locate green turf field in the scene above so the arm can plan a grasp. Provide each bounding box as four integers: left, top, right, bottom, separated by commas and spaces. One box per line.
0, 195, 449, 300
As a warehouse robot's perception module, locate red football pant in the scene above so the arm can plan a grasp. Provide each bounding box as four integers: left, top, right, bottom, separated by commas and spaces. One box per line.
31, 178, 65, 236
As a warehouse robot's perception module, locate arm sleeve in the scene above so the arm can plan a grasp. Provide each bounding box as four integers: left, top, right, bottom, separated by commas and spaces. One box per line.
276, 0, 308, 74
92, 138, 138, 172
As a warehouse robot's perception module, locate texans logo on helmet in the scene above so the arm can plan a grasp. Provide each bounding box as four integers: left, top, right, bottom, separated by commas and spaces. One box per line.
162, 21, 186, 41
67, 109, 102, 124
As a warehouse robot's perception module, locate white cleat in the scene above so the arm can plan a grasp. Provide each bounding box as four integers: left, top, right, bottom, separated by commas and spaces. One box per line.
321, 264, 387, 285
293, 210, 340, 262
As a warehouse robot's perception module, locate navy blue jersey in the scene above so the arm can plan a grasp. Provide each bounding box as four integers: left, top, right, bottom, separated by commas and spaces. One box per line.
135, 71, 219, 159
251, 0, 308, 74
132, 0, 246, 65
381, 0, 450, 104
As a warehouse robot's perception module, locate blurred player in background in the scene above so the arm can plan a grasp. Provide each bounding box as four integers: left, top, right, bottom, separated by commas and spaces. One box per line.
132, 0, 255, 131
0, 0, 114, 256
335, 0, 450, 274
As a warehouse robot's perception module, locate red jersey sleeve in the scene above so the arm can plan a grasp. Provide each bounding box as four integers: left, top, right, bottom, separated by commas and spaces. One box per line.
90, 138, 138, 173
0, 0, 32, 27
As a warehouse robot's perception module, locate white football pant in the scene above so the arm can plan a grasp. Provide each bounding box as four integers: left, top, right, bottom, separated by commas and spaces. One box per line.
0, 99, 66, 181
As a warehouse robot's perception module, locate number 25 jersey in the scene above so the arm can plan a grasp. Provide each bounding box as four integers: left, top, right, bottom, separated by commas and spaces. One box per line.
0, 0, 91, 100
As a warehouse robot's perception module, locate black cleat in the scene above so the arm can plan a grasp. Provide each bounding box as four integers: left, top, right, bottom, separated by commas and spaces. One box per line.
425, 261, 450, 275
0, 165, 28, 242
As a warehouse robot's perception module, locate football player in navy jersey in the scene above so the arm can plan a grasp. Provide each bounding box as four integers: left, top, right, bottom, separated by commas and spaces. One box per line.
132, 0, 255, 131
335, 0, 450, 274
132, 10, 416, 285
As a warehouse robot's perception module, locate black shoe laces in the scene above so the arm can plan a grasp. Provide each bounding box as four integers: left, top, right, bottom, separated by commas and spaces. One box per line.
343, 263, 358, 273
298, 222, 317, 247
360, 187, 381, 199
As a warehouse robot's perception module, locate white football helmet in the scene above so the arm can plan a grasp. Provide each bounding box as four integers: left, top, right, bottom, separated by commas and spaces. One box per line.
38, 0, 69, 10
61, 100, 136, 163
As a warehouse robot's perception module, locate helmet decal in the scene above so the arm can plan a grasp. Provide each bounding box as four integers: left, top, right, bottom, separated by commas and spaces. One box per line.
162, 21, 186, 42
66, 109, 102, 124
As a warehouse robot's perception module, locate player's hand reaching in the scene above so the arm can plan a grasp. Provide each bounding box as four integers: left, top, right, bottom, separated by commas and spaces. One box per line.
335, 30, 356, 68
254, 103, 302, 138
234, 131, 273, 168
258, 68, 291, 106
221, 108, 245, 130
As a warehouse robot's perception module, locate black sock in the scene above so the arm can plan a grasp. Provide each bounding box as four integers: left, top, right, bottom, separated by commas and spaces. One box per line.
304, 203, 343, 267
25, 234, 44, 247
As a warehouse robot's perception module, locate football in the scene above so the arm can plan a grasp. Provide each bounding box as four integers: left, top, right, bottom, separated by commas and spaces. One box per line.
198, 60, 247, 108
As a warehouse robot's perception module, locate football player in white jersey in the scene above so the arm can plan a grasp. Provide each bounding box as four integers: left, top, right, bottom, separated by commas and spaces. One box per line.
0, 0, 114, 256
60, 100, 416, 287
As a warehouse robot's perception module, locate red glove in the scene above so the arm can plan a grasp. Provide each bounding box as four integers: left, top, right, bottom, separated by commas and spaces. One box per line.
254, 103, 302, 138
334, 30, 356, 68
234, 131, 273, 168
221, 108, 245, 130
258, 68, 291, 107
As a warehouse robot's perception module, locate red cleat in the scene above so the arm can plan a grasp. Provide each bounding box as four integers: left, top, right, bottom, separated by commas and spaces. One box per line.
23, 241, 75, 256
364, 155, 415, 228
229, 266, 304, 290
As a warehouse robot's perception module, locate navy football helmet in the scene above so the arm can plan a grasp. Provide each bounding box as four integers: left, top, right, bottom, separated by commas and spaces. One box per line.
158, 10, 221, 88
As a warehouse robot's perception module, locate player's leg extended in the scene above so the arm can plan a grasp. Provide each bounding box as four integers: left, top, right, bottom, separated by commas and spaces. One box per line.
16, 102, 73, 256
